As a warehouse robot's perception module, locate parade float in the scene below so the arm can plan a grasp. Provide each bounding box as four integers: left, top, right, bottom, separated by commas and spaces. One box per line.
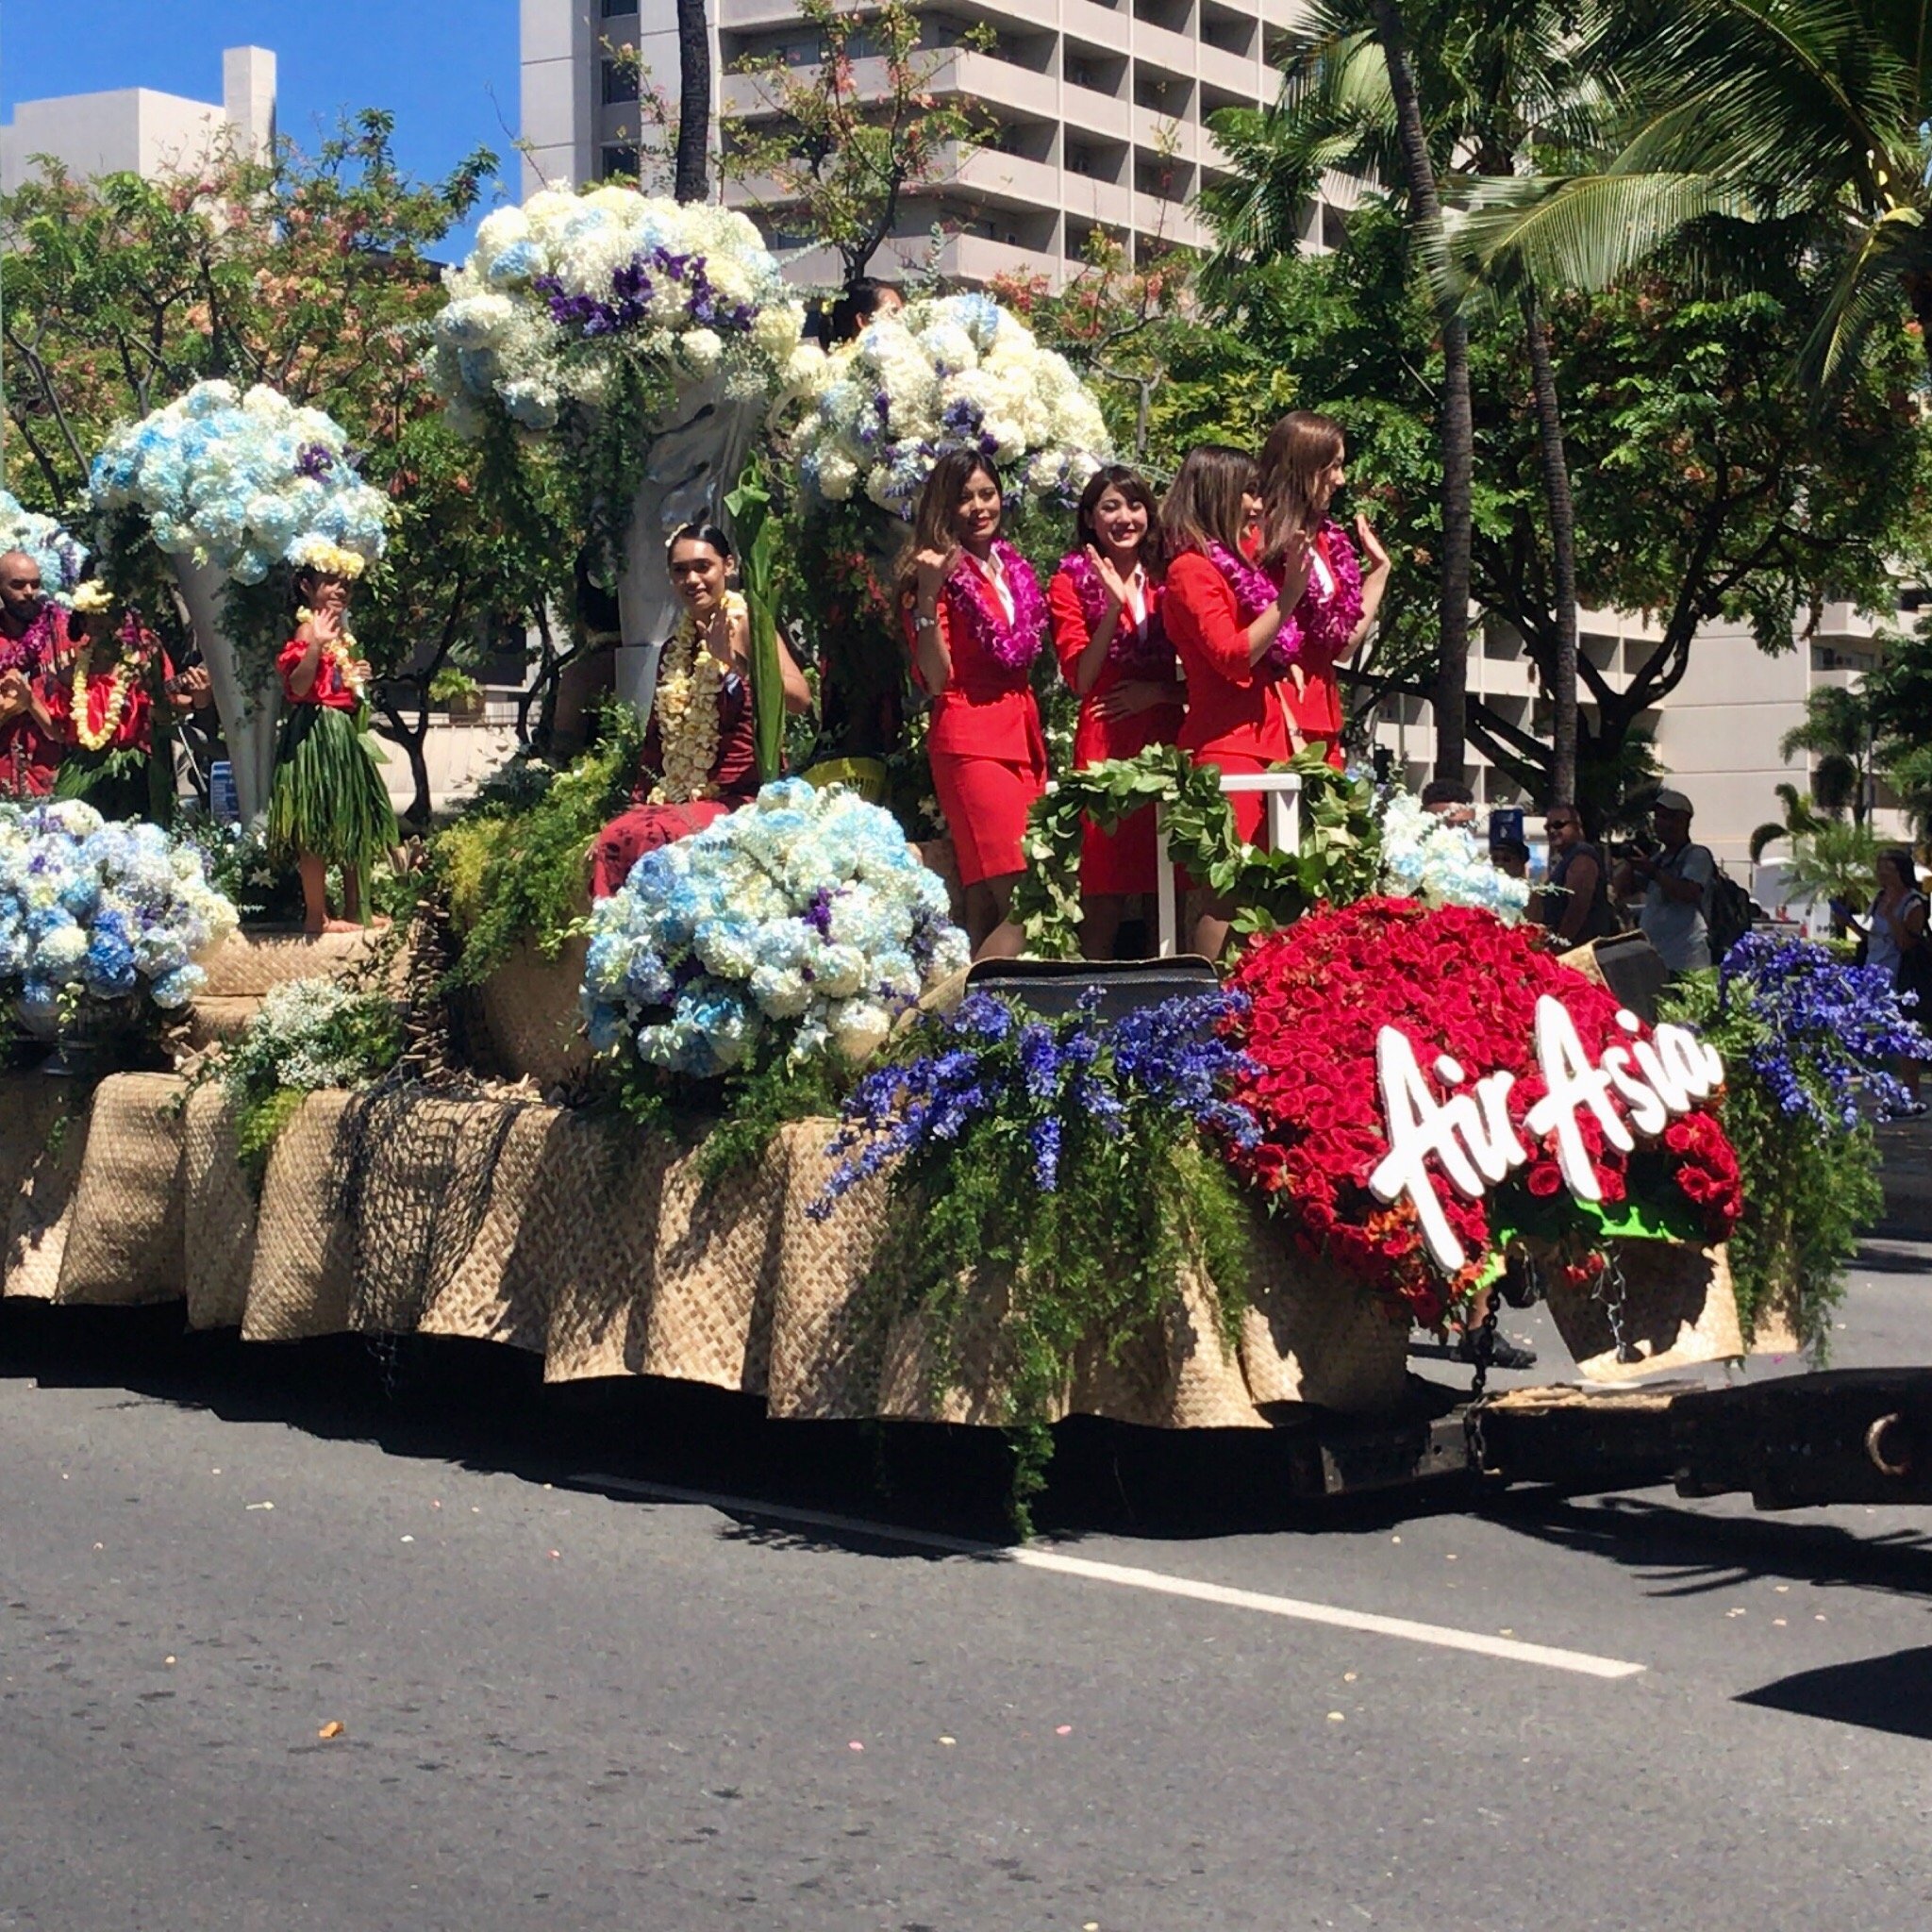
4, 199, 1926, 1524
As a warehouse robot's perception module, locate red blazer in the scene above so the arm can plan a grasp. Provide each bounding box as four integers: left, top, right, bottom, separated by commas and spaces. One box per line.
906, 570, 1045, 767
1047, 568, 1183, 768
1163, 550, 1291, 765
43, 648, 167, 755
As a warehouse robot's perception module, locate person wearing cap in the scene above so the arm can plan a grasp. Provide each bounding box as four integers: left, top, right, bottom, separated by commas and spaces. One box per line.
1614, 788, 1714, 973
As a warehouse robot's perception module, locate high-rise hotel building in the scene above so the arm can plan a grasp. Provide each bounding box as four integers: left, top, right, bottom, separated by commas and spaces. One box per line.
520, 0, 1334, 289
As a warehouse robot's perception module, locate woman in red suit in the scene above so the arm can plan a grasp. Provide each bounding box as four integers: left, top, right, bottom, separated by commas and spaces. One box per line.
591, 525, 811, 897
901, 450, 1049, 960
1048, 465, 1182, 959
1255, 410, 1391, 770
1158, 444, 1303, 961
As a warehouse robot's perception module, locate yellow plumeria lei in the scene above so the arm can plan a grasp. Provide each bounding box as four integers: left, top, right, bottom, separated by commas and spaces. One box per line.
648, 591, 744, 806
296, 608, 368, 700
72, 642, 135, 753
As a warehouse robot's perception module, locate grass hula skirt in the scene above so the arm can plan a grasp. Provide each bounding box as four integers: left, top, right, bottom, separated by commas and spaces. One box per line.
267, 702, 397, 873
54, 745, 153, 822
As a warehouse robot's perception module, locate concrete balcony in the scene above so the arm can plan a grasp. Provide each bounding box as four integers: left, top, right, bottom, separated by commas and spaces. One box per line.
1131, 190, 1207, 244
724, 47, 1060, 124
945, 142, 1068, 212
1061, 171, 1135, 229
927, 229, 1066, 286
1062, 0, 1134, 45
1133, 20, 1204, 80
1199, 39, 1265, 99
1062, 81, 1135, 142
719, 0, 818, 26
1812, 600, 1888, 642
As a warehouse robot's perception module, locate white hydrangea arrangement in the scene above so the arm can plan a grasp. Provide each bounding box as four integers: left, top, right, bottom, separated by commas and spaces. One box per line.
581, 779, 971, 1078
1379, 791, 1533, 923
426, 187, 810, 437
225, 976, 401, 1093
90, 381, 391, 586
0, 801, 241, 1032
792, 293, 1111, 519
0, 491, 87, 602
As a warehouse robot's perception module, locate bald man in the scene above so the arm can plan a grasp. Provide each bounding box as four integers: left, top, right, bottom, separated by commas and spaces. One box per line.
0, 549, 72, 797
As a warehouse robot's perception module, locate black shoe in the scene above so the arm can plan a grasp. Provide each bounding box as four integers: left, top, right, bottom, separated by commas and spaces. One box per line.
1456, 1332, 1539, 1371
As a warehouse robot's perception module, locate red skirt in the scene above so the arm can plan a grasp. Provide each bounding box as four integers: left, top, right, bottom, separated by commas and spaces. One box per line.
591, 800, 732, 899
931, 745, 1047, 888
1074, 699, 1184, 897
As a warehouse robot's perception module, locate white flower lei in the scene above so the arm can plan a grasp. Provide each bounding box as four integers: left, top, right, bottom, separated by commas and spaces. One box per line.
648, 591, 744, 806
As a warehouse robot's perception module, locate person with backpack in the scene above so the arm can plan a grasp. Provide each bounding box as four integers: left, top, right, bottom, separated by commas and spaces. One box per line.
1614, 789, 1716, 973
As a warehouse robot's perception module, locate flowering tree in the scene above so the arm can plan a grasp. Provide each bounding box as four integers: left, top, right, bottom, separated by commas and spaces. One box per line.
0, 116, 570, 814
723, 0, 992, 291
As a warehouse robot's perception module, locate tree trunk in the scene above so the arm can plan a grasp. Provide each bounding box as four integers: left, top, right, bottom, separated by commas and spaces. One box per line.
675, 0, 711, 204
1522, 291, 1578, 808
1372, 0, 1471, 787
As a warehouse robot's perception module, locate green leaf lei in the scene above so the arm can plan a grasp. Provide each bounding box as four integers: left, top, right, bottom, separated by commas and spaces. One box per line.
1008, 743, 1382, 958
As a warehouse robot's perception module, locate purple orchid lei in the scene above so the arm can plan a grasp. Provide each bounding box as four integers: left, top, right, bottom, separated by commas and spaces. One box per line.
945, 541, 1046, 675
0, 600, 62, 678
1202, 541, 1301, 675
1057, 551, 1175, 682
1291, 519, 1365, 666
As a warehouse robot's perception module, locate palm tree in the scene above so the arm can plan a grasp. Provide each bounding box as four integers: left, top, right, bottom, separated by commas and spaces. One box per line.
1452, 0, 1932, 388
1204, 0, 1603, 795
1777, 682, 1874, 824
675, 0, 710, 204
1749, 780, 1829, 864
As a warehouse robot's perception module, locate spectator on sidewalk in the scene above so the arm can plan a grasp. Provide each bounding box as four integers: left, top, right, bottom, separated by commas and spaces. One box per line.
1615, 788, 1714, 972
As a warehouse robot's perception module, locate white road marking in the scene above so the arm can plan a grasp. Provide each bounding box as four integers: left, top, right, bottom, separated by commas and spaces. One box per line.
573, 1474, 1645, 1681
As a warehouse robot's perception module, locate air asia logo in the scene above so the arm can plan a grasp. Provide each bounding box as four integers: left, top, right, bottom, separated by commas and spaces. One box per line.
1368, 994, 1724, 1272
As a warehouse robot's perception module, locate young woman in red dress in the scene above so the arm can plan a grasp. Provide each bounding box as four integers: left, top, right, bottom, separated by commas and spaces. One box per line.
1255, 410, 1391, 770
1047, 465, 1182, 959
1158, 444, 1303, 960
900, 450, 1049, 960
591, 524, 811, 897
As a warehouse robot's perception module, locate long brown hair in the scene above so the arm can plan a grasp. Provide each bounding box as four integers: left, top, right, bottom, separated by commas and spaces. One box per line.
1257, 409, 1344, 570
895, 448, 1003, 608
1158, 444, 1257, 561
1074, 463, 1165, 574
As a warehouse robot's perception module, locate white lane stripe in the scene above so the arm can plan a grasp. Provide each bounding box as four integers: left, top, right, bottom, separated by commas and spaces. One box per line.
573, 1474, 1645, 1681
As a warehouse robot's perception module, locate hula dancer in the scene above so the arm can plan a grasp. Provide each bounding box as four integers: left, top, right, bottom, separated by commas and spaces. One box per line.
269, 552, 396, 934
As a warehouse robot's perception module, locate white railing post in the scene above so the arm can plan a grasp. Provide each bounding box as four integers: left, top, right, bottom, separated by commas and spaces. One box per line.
1153, 772, 1303, 958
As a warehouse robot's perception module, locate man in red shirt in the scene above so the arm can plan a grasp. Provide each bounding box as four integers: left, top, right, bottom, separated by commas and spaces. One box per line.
0, 549, 72, 799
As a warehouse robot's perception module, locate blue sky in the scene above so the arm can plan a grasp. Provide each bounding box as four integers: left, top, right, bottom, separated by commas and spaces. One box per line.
1, 0, 522, 257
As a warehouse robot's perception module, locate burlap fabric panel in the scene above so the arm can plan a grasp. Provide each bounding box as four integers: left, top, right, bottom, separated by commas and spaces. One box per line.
475, 936, 591, 1091
182, 1083, 258, 1330
1237, 1212, 1412, 1415
417, 1101, 562, 1353
241, 1090, 358, 1341
335, 1088, 541, 1342
1545, 1239, 1744, 1381
54, 1073, 188, 1307
196, 926, 399, 1000
765, 1120, 894, 1419
639, 1138, 791, 1393
0, 1074, 87, 1301
534, 1116, 675, 1382
180, 995, 262, 1056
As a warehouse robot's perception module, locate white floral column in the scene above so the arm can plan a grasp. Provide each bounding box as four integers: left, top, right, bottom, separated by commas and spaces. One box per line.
171, 556, 280, 824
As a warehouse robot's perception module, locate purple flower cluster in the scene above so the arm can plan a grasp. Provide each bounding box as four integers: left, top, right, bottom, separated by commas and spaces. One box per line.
809, 988, 1259, 1217
536, 245, 755, 341
293, 441, 336, 480
1719, 930, 1932, 1128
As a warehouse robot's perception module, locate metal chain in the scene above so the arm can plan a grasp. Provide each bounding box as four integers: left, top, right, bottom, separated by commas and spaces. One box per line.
1463, 1288, 1505, 1476
1592, 1244, 1641, 1363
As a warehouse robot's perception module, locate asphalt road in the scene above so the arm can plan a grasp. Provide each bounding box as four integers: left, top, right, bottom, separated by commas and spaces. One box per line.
4, 1234, 1932, 1929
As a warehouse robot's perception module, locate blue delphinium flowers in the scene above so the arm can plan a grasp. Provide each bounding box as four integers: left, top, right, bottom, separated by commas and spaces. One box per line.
1718, 929, 1932, 1127
812, 987, 1258, 1216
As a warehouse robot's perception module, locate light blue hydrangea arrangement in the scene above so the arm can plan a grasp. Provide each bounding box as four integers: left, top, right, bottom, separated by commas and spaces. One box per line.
0, 801, 240, 1034
581, 780, 971, 1078
0, 491, 87, 603
90, 380, 390, 585
1379, 791, 1532, 922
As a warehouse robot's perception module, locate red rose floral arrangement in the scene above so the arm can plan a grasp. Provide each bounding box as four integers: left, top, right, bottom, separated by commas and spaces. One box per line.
1220, 899, 1743, 1325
